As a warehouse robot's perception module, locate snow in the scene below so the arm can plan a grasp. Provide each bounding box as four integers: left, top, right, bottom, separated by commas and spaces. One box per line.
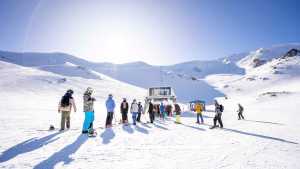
1, 43, 300, 168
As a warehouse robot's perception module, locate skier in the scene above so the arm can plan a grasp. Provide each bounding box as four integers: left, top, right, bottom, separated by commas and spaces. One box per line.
159, 102, 165, 120
174, 101, 181, 124
137, 102, 143, 122
148, 100, 155, 123
82, 87, 96, 134
210, 100, 224, 129
58, 89, 77, 131
195, 102, 204, 124
130, 99, 139, 125
237, 103, 245, 120
105, 94, 116, 128
120, 98, 129, 124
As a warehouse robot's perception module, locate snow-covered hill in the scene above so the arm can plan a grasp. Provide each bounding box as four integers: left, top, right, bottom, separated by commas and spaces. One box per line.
1, 43, 300, 169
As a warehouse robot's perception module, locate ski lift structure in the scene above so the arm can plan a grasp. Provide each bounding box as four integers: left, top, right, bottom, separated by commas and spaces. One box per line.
145, 87, 176, 105
189, 100, 206, 111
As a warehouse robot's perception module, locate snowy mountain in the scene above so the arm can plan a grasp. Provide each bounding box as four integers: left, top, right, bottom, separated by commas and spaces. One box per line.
1, 43, 300, 169
0, 51, 245, 103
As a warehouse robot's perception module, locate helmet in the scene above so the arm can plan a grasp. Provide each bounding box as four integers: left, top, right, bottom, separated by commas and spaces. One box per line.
108, 94, 113, 97
86, 87, 93, 94
66, 89, 74, 95
133, 99, 136, 102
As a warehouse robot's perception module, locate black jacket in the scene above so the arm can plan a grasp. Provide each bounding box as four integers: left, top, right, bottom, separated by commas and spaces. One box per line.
120, 101, 129, 113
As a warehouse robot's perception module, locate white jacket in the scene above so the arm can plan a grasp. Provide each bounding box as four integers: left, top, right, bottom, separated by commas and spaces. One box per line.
130, 102, 139, 113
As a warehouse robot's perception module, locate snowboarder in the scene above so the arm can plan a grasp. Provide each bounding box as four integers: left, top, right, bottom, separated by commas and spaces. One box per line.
137, 102, 143, 122
82, 87, 96, 134
210, 100, 224, 129
160, 102, 166, 120
148, 100, 155, 123
120, 98, 129, 124
105, 94, 116, 128
237, 103, 245, 120
131, 99, 139, 125
195, 102, 204, 124
58, 89, 77, 131
174, 101, 181, 124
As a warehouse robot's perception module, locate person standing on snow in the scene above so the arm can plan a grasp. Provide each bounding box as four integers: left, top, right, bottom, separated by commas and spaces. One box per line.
130, 99, 139, 125
58, 89, 77, 131
82, 87, 96, 134
120, 98, 129, 124
160, 102, 165, 120
105, 94, 116, 128
237, 103, 245, 120
148, 100, 155, 123
174, 101, 182, 124
195, 102, 204, 124
210, 100, 224, 129
137, 102, 143, 122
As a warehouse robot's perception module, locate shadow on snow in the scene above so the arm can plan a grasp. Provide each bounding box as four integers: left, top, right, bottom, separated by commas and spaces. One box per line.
0, 132, 61, 163
100, 128, 116, 144
243, 119, 285, 126
33, 134, 88, 169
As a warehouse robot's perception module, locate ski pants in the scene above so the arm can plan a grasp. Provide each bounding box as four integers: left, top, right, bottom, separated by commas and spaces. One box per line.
105, 112, 114, 126
132, 112, 138, 124
149, 111, 155, 123
61, 111, 71, 130
82, 111, 94, 132
121, 111, 128, 123
197, 112, 204, 123
176, 115, 181, 123
213, 113, 223, 128
238, 111, 244, 120
137, 113, 142, 122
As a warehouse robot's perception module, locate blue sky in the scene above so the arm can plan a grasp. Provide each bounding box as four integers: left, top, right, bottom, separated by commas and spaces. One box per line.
0, 0, 300, 65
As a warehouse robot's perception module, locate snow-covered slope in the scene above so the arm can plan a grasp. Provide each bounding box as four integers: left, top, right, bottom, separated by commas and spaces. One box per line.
1, 43, 300, 169
0, 51, 246, 103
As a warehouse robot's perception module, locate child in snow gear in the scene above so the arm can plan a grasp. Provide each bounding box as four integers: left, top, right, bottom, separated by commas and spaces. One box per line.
131, 99, 139, 125
148, 101, 155, 123
137, 102, 143, 122
58, 89, 77, 131
174, 102, 182, 124
120, 98, 129, 123
237, 103, 245, 120
82, 87, 95, 133
195, 103, 204, 124
105, 94, 116, 128
210, 100, 223, 129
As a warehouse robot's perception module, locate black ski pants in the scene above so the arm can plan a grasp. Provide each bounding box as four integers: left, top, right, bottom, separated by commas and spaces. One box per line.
106, 112, 114, 126
213, 113, 223, 128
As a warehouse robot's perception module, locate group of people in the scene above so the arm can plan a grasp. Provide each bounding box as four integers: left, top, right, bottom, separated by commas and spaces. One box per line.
57, 88, 245, 134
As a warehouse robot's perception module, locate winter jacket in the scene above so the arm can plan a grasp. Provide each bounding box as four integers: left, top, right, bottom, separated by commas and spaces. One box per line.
159, 104, 165, 113
83, 93, 95, 112
120, 101, 129, 113
148, 102, 154, 113
215, 103, 222, 114
195, 103, 203, 113
58, 97, 77, 112
238, 105, 244, 112
106, 97, 116, 112
174, 104, 181, 115
131, 102, 139, 113
138, 104, 143, 113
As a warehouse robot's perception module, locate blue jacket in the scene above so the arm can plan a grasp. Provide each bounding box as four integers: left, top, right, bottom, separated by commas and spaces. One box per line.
106, 97, 116, 112
160, 104, 165, 112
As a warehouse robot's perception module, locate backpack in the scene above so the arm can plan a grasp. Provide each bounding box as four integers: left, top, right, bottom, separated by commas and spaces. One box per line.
219, 104, 224, 112
61, 94, 71, 107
